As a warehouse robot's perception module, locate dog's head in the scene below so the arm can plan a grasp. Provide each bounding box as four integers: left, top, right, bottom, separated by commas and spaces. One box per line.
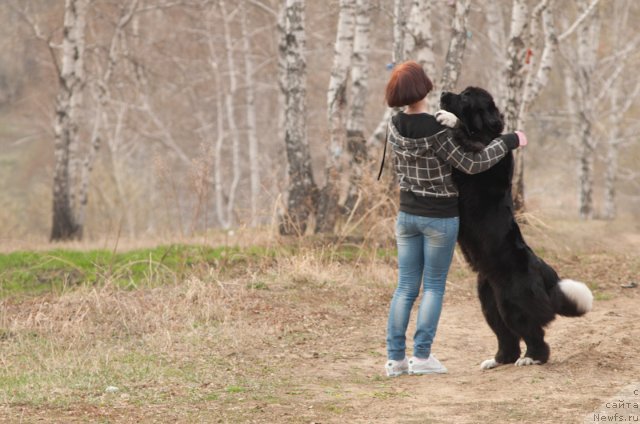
440, 87, 504, 145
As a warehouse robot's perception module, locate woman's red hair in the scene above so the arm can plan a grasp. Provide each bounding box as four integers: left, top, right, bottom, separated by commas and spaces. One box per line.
385, 61, 433, 108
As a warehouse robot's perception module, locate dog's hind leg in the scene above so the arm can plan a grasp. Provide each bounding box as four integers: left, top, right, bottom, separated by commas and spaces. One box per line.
478, 277, 521, 370
515, 324, 549, 366
507, 286, 553, 366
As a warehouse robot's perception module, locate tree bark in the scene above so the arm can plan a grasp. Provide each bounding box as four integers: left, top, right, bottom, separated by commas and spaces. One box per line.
220, 0, 241, 228
602, 103, 621, 220
576, 0, 600, 220
367, 0, 408, 147
602, 0, 637, 220
51, 0, 88, 241
279, 0, 317, 235
78, 0, 139, 234
438, 0, 470, 93
484, 1, 506, 102
241, 1, 260, 227
405, 0, 438, 110
503, 0, 529, 212
343, 0, 371, 215
315, 0, 355, 234
392, 0, 407, 65
512, 0, 557, 214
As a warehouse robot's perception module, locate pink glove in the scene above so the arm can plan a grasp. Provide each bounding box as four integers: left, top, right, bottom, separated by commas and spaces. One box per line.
515, 131, 528, 147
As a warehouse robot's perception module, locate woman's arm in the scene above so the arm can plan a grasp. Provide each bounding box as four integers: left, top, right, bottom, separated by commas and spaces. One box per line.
430, 129, 519, 175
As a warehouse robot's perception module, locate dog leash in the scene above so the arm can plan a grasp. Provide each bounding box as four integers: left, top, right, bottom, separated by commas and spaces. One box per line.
377, 119, 389, 181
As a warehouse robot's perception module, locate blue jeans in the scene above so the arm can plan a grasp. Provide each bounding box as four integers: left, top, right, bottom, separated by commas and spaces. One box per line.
386, 211, 459, 360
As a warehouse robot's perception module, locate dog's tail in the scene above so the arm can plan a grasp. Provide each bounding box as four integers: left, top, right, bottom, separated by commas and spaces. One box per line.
551, 279, 593, 317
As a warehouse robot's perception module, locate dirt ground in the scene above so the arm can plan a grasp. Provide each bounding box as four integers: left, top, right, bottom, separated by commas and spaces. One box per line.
1, 219, 639, 423
220, 274, 640, 424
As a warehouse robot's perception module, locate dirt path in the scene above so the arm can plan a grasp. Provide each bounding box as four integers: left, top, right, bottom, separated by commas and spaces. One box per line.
346, 297, 638, 423
275, 286, 640, 424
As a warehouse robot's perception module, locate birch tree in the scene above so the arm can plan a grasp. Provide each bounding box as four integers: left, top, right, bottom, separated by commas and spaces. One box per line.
343, 0, 371, 214
316, 0, 355, 234
503, 0, 599, 212
279, 0, 317, 235
405, 0, 435, 76
367, 0, 408, 146
241, 0, 260, 226
427, 0, 470, 112
484, 1, 507, 101
511, 0, 557, 211
219, 0, 241, 228
502, 0, 529, 212
575, 0, 600, 219
405, 0, 438, 111
601, 1, 640, 219
51, 0, 89, 241
79, 0, 140, 236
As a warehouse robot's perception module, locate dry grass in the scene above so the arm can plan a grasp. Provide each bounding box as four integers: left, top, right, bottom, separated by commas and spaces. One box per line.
0, 217, 639, 423
0, 241, 396, 422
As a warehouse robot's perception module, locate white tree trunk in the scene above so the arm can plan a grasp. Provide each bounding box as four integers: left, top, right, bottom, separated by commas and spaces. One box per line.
405, 0, 435, 76
279, 0, 317, 235
202, 7, 230, 229
405, 0, 439, 111
602, 99, 621, 220
518, 0, 556, 127
576, 0, 600, 220
213, 64, 229, 229
502, 0, 529, 213
367, 0, 408, 146
220, 0, 241, 228
316, 0, 355, 233
500, 0, 600, 213
344, 0, 371, 214
241, 1, 260, 227
392, 0, 407, 65
428, 0, 470, 111
438, 0, 470, 94
78, 0, 139, 233
346, 0, 370, 139
51, 0, 88, 241
504, 0, 528, 133
601, 0, 637, 220
511, 0, 557, 213
484, 1, 506, 102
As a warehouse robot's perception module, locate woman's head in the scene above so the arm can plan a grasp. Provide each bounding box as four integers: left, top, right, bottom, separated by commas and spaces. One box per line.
385, 61, 433, 108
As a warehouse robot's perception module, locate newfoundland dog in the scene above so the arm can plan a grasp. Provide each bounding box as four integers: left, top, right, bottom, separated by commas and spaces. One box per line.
437, 87, 593, 369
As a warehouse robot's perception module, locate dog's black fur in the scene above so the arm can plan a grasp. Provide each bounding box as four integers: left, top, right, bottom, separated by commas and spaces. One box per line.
440, 87, 592, 368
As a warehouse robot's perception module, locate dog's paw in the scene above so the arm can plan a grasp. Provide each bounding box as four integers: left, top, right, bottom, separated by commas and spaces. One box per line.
514, 357, 542, 367
435, 110, 459, 128
480, 358, 502, 370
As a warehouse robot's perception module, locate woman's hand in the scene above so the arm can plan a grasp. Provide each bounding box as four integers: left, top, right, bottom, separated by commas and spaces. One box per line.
515, 131, 528, 147
435, 110, 459, 128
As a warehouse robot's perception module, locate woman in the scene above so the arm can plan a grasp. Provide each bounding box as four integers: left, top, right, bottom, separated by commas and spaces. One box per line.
384, 61, 527, 377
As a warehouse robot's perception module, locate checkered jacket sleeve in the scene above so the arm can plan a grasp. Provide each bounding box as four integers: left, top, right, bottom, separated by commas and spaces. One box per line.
431, 130, 512, 175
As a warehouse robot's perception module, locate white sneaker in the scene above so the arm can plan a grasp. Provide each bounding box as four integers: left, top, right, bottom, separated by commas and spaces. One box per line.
408, 355, 448, 375
385, 357, 408, 377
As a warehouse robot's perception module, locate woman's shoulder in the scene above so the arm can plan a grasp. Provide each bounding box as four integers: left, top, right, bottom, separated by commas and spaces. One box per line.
394, 111, 436, 121
393, 112, 443, 139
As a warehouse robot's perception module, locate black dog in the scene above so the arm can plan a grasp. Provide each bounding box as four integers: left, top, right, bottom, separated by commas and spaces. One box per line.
438, 87, 593, 369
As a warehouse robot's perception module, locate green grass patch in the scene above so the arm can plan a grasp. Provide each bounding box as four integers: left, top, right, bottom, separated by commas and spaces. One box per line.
0, 243, 395, 299
0, 244, 274, 298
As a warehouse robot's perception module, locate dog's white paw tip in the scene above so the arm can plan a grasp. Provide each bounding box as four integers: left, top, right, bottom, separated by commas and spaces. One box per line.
514, 357, 542, 367
434, 110, 458, 128
480, 358, 501, 370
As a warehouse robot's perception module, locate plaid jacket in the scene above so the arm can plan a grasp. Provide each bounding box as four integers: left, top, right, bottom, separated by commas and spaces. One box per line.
387, 119, 517, 198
